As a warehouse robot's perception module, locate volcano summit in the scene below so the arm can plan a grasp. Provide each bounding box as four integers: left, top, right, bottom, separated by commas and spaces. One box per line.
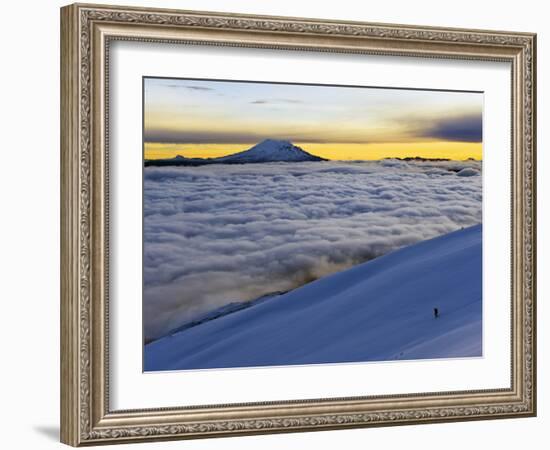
145, 139, 326, 166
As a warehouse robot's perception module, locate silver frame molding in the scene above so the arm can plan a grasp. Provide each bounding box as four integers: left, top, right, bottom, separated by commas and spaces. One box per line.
60, 3, 536, 446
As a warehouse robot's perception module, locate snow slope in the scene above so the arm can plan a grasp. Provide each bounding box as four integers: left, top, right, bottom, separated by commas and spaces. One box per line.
144, 224, 482, 371
145, 139, 325, 166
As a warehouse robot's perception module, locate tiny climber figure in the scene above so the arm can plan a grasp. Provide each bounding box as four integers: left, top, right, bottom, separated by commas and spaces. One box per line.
433, 307, 439, 318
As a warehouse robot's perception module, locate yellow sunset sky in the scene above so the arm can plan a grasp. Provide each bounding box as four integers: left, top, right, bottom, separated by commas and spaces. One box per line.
144, 78, 483, 161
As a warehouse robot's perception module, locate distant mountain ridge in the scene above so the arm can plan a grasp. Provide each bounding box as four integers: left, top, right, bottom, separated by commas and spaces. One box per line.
145, 139, 326, 166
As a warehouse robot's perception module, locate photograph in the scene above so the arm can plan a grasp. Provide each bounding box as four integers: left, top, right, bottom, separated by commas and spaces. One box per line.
142, 77, 483, 372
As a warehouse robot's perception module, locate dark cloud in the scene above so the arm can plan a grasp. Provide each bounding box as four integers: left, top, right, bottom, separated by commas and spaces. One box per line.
250, 99, 304, 105
143, 160, 482, 341
157, 84, 215, 91
143, 130, 263, 144
422, 114, 482, 142
183, 86, 215, 91
144, 115, 483, 145
144, 130, 331, 145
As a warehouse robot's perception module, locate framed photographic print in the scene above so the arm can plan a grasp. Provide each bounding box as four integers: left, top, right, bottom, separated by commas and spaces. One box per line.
60, 3, 536, 446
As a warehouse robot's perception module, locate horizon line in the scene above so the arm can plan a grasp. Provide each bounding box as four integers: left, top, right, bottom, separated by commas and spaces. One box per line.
144, 140, 483, 162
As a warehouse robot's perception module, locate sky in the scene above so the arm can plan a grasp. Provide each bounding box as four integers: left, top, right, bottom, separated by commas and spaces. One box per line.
144, 77, 483, 161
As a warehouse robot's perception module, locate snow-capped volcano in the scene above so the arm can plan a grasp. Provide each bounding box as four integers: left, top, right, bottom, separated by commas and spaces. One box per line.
144, 139, 325, 166
216, 139, 325, 163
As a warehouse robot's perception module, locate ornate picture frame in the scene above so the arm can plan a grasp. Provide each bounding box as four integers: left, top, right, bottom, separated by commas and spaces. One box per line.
60, 3, 536, 446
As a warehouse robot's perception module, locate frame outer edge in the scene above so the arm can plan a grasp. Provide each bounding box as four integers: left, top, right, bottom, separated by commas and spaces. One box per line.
61, 2, 537, 445
61, 4, 81, 447
533, 33, 537, 416
528, 33, 536, 416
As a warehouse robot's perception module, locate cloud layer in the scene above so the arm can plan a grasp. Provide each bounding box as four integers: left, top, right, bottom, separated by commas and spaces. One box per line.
143, 160, 482, 341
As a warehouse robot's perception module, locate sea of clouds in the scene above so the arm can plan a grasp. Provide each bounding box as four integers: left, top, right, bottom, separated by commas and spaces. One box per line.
143, 160, 482, 341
